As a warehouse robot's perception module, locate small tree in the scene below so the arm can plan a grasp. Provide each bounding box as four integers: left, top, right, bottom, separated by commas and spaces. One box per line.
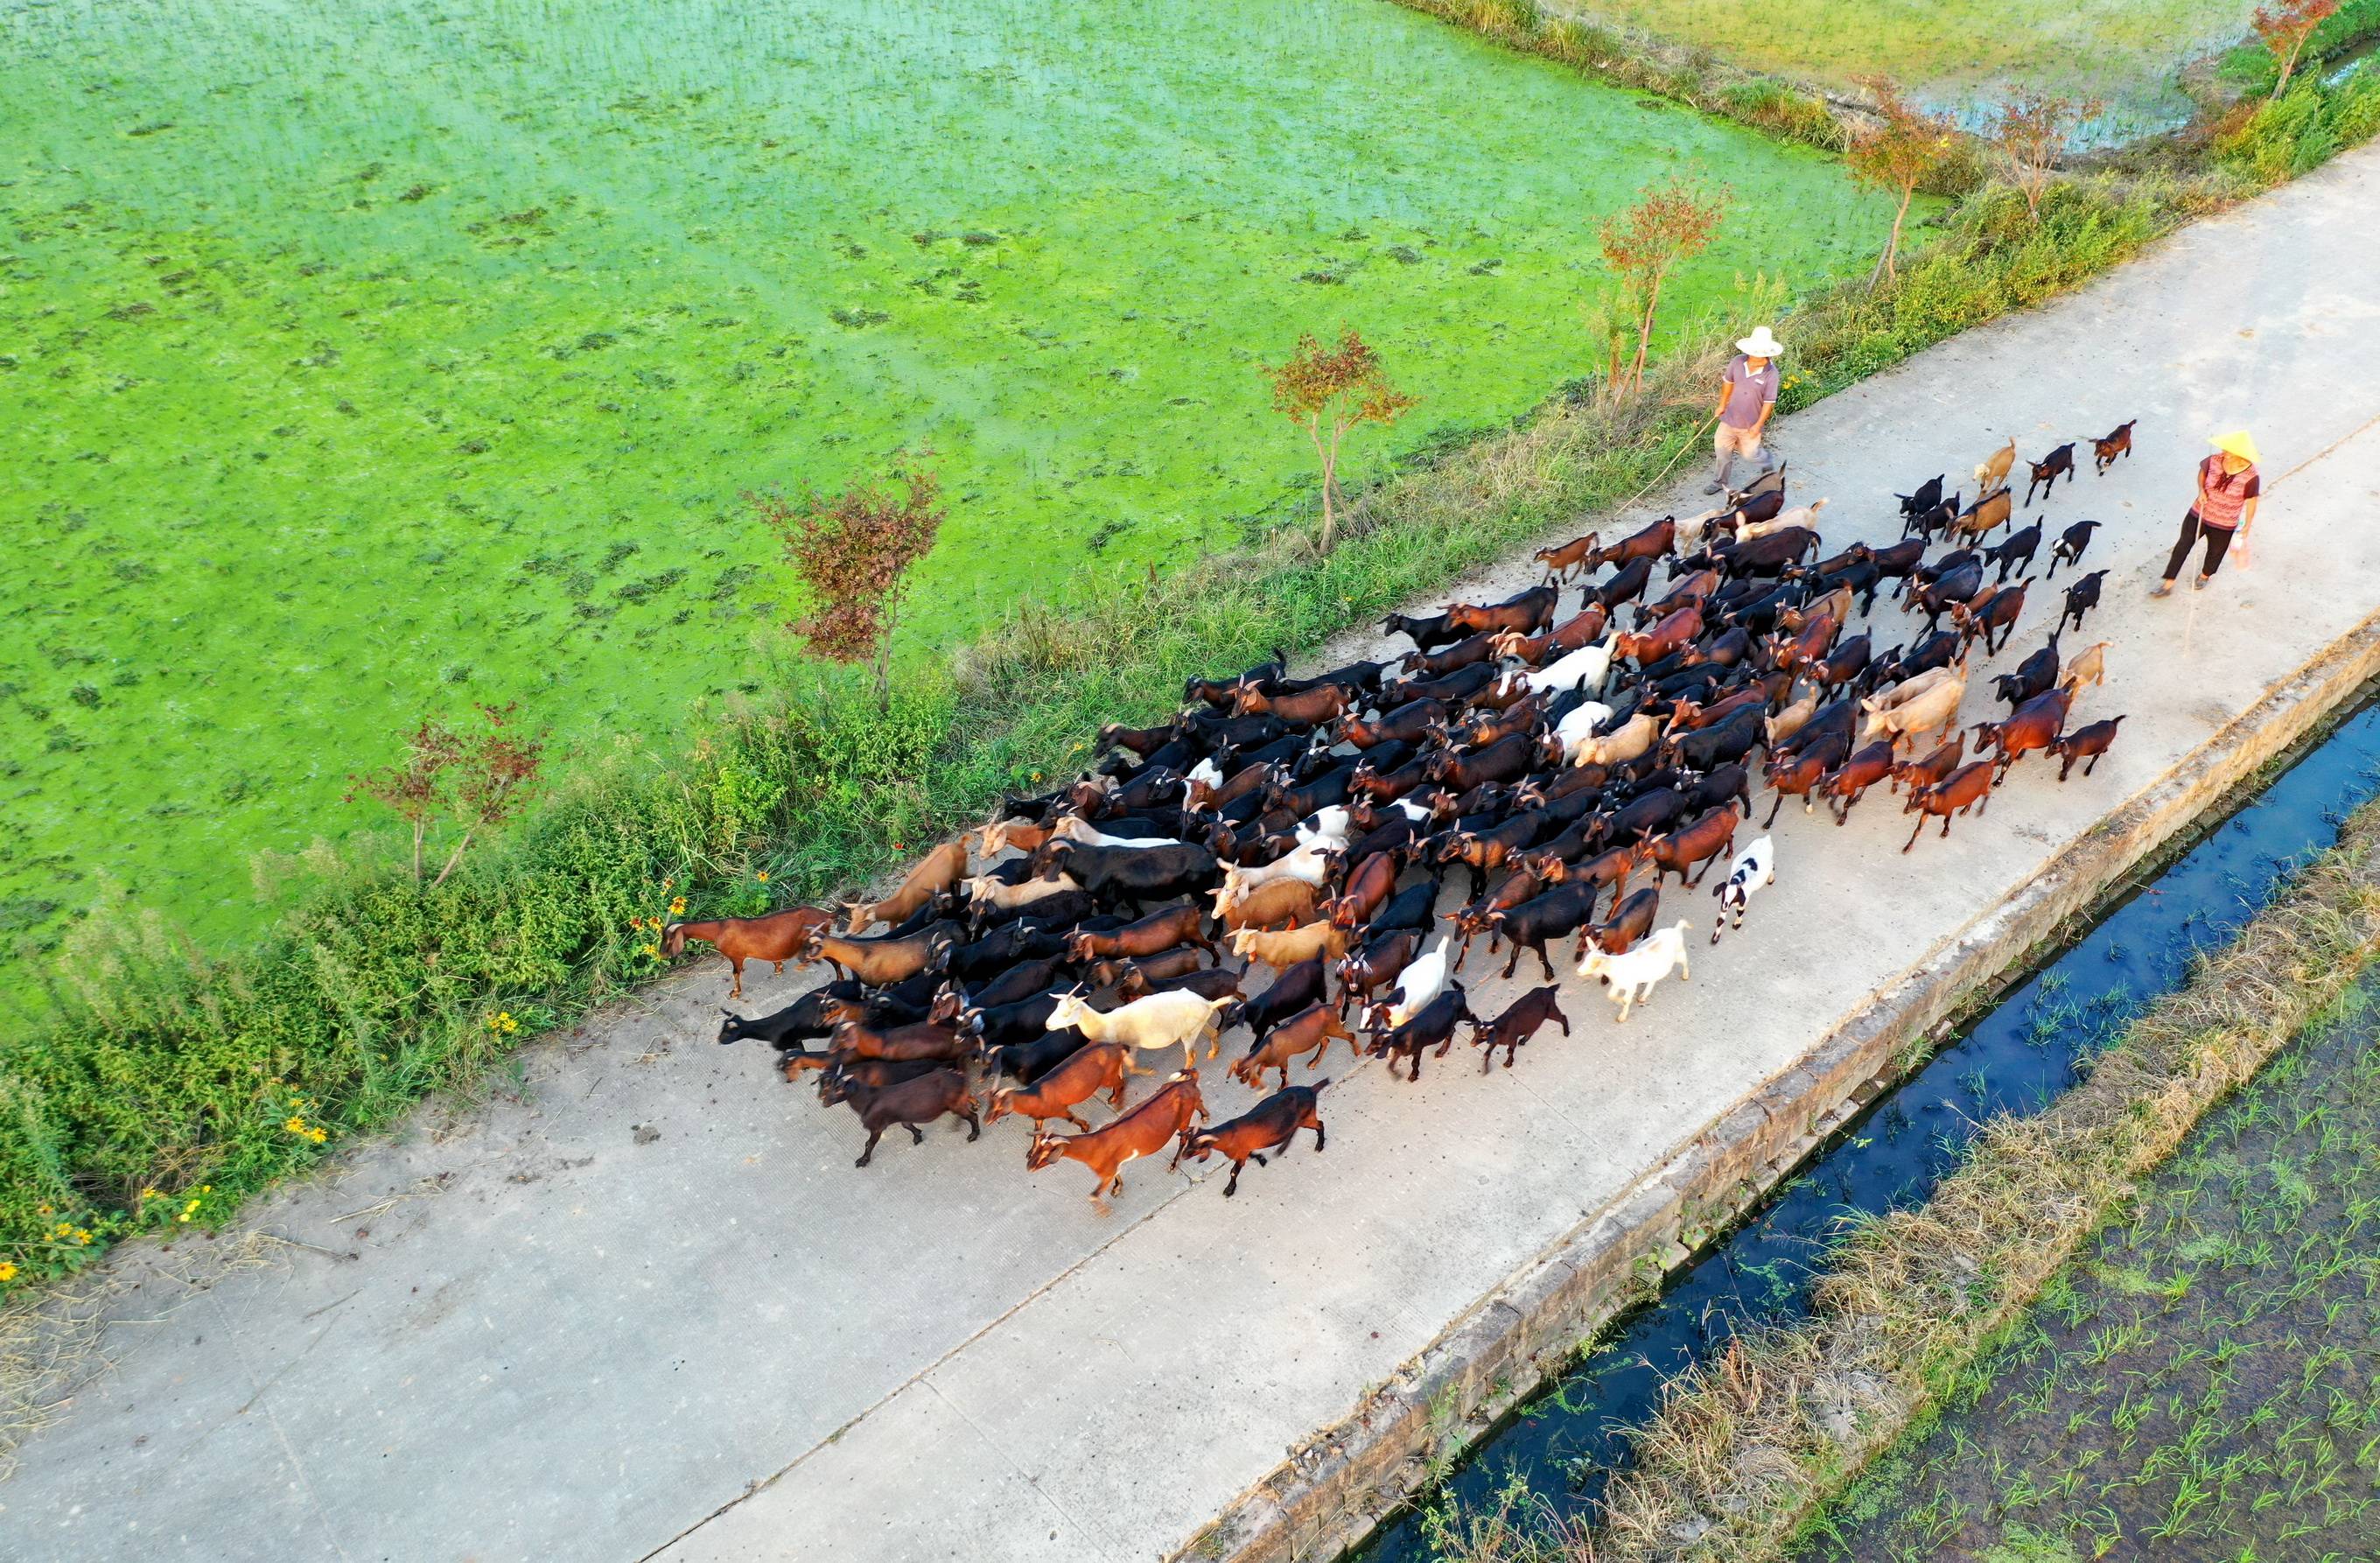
1599, 179, 1730, 395
347, 702, 546, 887
752, 452, 945, 709
2253, 0, 2338, 96
1846, 79, 1957, 282
1990, 93, 2098, 222
1264, 328, 1417, 548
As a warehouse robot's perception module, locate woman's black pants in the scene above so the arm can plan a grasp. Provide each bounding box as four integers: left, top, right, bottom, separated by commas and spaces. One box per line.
2164, 509, 2234, 581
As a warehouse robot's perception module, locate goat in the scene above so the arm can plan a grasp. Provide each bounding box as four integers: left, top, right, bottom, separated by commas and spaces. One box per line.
1535, 533, 1600, 582
1710, 837, 1774, 944
663, 907, 838, 999
1974, 436, 2017, 492
799, 923, 961, 987
1228, 920, 1356, 972
1025, 1072, 1208, 1205
1229, 1004, 1358, 1091
1575, 920, 1694, 1022
1821, 739, 1900, 824
2059, 640, 2110, 697
1992, 637, 2063, 711
1179, 1083, 1328, 1196
2052, 716, 2127, 781
1902, 760, 1994, 851
1334, 928, 1422, 1021
2045, 518, 2102, 580
1066, 904, 1216, 966
2090, 419, 2136, 473
2023, 442, 2076, 507
1631, 803, 1740, 890
2059, 570, 2109, 635
838, 1069, 978, 1168
1220, 955, 1329, 1041
1047, 988, 1236, 1070
1466, 985, 1571, 1071
1973, 687, 2073, 778
985, 1042, 1144, 1132
844, 840, 971, 933
1371, 985, 1473, 1083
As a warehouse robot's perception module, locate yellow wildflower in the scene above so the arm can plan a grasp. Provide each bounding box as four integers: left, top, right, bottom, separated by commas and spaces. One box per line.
641, 943, 659, 957
285, 1116, 309, 1135
0, 1262, 17, 1283
754, 871, 768, 883
141, 1187, 162, 1201
307, 1127, 327, 1145
669, 896, 687, 916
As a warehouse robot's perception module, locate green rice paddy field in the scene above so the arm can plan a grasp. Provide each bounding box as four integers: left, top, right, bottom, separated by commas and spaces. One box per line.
1802, 984, 2380, 1561
1566, 0, 2261, 130
0, 0, 1901, 977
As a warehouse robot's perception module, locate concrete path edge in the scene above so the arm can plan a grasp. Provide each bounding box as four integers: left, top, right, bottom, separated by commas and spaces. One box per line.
1185, 606, 2380, 1563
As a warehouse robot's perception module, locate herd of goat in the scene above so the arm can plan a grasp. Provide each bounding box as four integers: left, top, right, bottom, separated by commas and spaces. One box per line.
663, 424, 2135, 1202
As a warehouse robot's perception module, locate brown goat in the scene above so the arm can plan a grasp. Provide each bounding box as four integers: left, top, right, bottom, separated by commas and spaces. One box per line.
1534, 533, 1600, 582
662, 907, 836, 999
1902, 760, 1994, 851
985, 1042, 1144, 1132
1216, 876, 1324, 933
1630, 803, 1740, 890
800, 925, 957, 987
1466, 985, 1571, 1071
1228, 1003, 1358, 1091
1178, 1083, 1327, 1197
1066, 904, 1216, 965
838, 1068, 978, 1168
1025, 1071, 1209, 1204
845, 839, 970, 933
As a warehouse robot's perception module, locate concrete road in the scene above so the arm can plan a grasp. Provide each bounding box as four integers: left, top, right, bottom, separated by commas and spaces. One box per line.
4, 144, 2376, 1563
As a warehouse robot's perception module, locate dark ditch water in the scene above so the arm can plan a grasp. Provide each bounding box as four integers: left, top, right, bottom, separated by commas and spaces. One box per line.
1358, 694, 2380, 1561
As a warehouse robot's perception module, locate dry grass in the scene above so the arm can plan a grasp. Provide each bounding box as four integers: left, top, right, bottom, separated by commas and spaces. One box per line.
1509, 803, 2380, 1561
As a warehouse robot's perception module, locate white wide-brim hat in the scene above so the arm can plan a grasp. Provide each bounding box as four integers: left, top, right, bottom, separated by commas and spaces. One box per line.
1736, 326, 1783, 358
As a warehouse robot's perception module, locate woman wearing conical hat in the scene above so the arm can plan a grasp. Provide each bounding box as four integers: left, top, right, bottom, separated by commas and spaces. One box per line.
2153, 430, 2261, 598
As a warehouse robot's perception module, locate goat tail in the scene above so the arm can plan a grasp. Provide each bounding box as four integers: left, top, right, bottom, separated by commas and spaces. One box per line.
1310, 1077, 1334, 1094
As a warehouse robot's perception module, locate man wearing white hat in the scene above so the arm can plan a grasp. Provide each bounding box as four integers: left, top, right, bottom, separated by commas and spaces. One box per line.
1707, 326, 1782, 495
2152, 430, 2262, 596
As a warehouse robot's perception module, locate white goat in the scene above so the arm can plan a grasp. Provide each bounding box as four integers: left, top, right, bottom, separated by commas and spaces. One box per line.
1047, 990, 1234, 1070
1218, 841, 1334, 898
1524, 637, 1614, 698
1296, 805, 1352, 850
1710, 837, 1774, 945
1051, 817, 1178, 849
1551, 699, 1615, 756
1738, 496, 1828, 541
1367, 936, 1451, 1031
1575, 920, 1694, 1022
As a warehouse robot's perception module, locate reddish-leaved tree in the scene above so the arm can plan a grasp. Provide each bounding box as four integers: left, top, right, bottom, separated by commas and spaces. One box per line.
347, 702, 547, 887
1264, 329, 1417, 548
1990, 93, 2099, 222
2253, 0, 2339, 95
752, 452, 945, 709
1599, 179, 1730, 395
1846, 79, 1957, 281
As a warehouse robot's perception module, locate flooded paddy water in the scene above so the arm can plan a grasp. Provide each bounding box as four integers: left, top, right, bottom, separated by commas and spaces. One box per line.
1360, 695, 2380, 1559
0, 0, 1900, 979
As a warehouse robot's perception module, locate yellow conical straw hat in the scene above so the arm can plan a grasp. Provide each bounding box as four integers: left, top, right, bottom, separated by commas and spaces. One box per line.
2209, 429, 2261, 463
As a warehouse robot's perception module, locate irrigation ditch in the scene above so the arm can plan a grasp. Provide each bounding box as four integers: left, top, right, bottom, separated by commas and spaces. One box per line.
1352, 687, 2380, 1559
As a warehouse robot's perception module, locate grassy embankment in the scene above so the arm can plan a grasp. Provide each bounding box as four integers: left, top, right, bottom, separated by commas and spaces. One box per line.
1, 4, 2375, 1301
1424, 792, 2380, 1561
1802, 981, 2380, 1559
